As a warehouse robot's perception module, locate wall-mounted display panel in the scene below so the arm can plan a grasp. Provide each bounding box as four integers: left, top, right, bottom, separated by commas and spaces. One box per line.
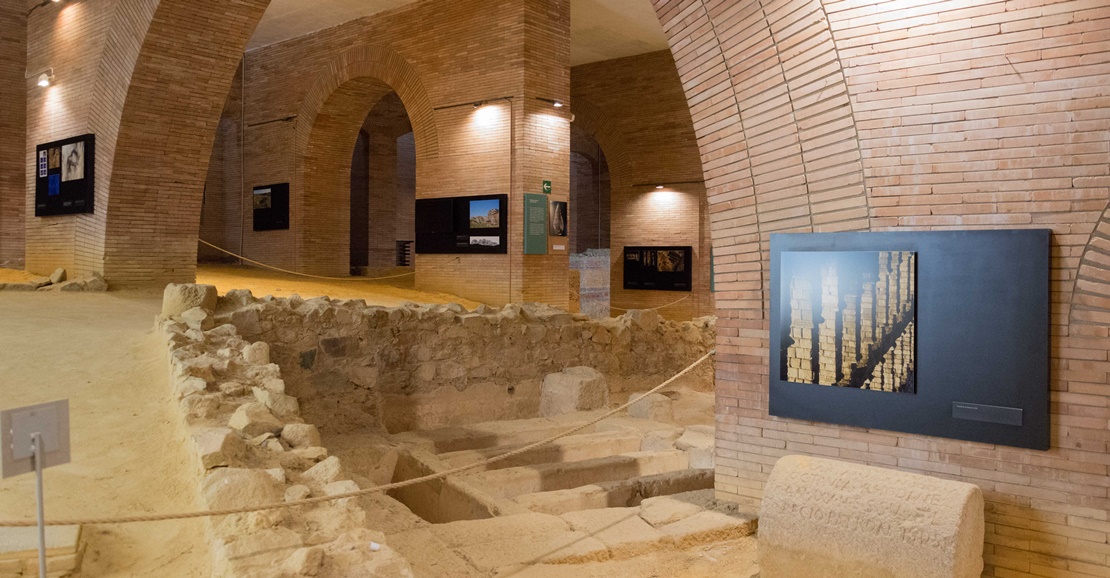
623, 246, 693, 292
252, 183, 290, 231
35, 134, 95, 217
769, 230, 1050, 450
416, 194, 507, 254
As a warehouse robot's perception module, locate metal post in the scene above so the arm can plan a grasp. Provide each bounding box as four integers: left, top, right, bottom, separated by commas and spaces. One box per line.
32, 432, 47, 578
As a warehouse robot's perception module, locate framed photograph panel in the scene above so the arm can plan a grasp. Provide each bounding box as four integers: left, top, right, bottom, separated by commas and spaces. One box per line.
35, 134, 95, 217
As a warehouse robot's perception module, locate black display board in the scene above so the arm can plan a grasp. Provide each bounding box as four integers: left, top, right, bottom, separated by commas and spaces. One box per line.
623, 246, 693, 291
252, 183, 290, 231
35, 134, 95, 217
769, 230, 1050, 450
415, 194, 507, 254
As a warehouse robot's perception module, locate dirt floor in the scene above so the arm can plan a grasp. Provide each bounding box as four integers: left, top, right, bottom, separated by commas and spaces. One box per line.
0, 290, 211, 577
196, 263, 482, 308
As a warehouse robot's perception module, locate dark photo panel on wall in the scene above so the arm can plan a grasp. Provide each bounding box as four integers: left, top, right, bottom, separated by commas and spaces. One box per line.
35, 134, 95, 217
252, 183, 290, 231
623, 246, 693, 291
415, 194, 508, 254
768, 230, 1050, 450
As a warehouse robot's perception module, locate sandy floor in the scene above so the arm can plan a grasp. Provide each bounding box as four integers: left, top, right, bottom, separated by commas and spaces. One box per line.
0, 268, 36, 283
499, 537, 759, 578
196, 264, 482, 309
0, 290, 210, 577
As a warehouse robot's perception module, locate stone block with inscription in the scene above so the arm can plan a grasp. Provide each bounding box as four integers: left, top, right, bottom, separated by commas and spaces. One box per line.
759, 455, 984, 578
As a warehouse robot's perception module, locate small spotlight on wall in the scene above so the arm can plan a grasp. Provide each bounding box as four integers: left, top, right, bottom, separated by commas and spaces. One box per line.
473, 102, 484, 108
655, 185, 664, 189
35, 69, 54, 88
535, 97, 565, 109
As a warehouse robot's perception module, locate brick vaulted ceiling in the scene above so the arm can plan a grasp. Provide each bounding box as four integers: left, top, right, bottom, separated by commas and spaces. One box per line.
247, 0, 669, 66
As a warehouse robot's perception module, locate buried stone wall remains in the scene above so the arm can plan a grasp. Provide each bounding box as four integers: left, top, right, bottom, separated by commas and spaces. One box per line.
212, 291, 715, 434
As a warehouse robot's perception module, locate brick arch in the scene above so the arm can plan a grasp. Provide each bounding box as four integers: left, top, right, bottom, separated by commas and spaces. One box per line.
293, 47, 436, 276
569, 98, 631, 193
1071, 205, 1110, 326
294, 45, 438, 161
652, 0, 871, 309
98, 0, 270, 284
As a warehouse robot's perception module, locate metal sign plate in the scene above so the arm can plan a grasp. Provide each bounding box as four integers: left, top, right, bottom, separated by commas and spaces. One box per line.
1, 400, 70, 479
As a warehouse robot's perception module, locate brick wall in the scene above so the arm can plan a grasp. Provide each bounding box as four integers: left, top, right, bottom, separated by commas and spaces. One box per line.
655, 0, 1110, 575
198, 0, 570, 305
199, 64, 244, 263
571, 51, 713, 320
0, 0, 25, 268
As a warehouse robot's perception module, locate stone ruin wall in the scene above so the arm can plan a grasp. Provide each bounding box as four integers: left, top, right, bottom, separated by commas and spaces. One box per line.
212, 290, 715, 434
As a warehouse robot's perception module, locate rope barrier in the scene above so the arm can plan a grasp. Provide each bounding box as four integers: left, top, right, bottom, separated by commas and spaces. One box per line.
0, 350, 715, 528
198, 240, 459, 282
610, 294, 691, 312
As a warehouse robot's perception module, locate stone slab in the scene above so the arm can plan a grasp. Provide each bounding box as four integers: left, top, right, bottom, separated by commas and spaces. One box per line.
660, 510, 756, 549
561, 507, 672, 559
759, 455, 984, 578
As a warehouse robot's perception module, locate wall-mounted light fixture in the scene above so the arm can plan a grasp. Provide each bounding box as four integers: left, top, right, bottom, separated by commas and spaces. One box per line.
29, 68, 54, 88
534, 97, 564, 108
27, 0, 65, 15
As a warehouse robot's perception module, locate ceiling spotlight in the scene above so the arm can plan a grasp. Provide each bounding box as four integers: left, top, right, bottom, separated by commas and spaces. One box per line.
36, 69, 54, 88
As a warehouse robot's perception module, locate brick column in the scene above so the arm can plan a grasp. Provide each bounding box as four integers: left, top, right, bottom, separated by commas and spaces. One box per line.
818, 263, 839, 384
787, 276, 815, 384
841, 292, 858, 383
0, 0, 25, 268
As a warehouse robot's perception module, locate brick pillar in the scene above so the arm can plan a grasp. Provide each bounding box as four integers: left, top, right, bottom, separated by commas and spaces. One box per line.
0, 0, 25, 268
819, 263, 839, 385
859, 278, 875, 364
517, 0, 570, 307
876, 253, 891, 338
841, 292, 858, 383
787, 276, 815, 384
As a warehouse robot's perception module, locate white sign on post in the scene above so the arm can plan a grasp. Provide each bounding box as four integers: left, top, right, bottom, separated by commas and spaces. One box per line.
1, 400, 70, 478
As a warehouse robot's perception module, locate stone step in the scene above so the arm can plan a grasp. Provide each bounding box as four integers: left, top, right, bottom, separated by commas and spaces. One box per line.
437, 430, 644, 471
391, 411, 611, 454
0, 525, 84, 577
464, 450, 690, 499
513, 468, 714, 515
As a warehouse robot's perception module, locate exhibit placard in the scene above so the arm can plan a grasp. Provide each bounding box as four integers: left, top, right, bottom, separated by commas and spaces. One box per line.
768, 230, 1050, 450
415, 194, 507, 254
524, 193, 547, 255
252, 183, 290, 231
34, 134, 95, 217
623, 246, 693, 291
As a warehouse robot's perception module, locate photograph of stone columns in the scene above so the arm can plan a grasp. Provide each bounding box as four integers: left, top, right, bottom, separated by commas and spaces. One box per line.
779, 251, 916, 393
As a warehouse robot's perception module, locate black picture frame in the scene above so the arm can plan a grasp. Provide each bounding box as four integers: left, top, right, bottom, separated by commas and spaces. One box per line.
35, 134, 95, 217
623, 246, 693, 292
415, 194, 508, 254
769, 230, 1050, 450
252, 183, 290, 231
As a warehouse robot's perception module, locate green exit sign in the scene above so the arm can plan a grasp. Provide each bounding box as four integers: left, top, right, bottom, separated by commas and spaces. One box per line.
542, 180, 552, 194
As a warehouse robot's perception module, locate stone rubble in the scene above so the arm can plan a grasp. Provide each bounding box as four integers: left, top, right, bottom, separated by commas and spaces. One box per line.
208, 291, 714, 434
0, 268, 108, 292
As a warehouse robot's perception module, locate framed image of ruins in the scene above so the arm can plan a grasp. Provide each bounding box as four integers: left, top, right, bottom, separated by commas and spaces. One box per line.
769, 230, 1051, 450
780, 251, 916, 393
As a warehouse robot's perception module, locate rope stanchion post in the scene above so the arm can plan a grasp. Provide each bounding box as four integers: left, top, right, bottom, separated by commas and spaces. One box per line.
0, 350, 715, 528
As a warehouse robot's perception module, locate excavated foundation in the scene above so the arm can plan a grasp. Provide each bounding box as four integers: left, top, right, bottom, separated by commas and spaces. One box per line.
161, 286, 755, 576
